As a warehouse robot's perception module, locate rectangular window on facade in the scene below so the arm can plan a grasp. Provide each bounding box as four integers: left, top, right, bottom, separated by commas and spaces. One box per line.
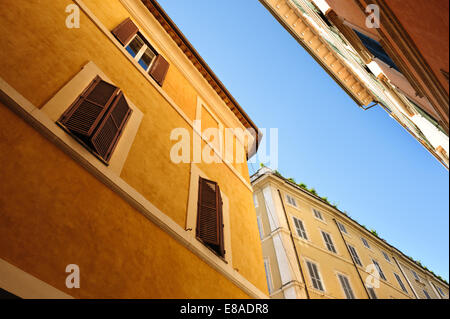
372, 260, 387, 281
382, 251, 391, 262
348, 244, 363, 266
338, 274, 355, 299
196, 177, 225, 258
321, 231, 337, 253
337, 222, 347, 234
313, 209, 324, 221
306, 260, 324, 291
437, 286, 446, 297
286, 194, 297, 207
264, 258, 273, 294
293, 217, 308, 240
367, 286, 378, 299
257, 216, 264, 240
411, 270, 420, 281
57, 76, 132, 163
112, 18, 170, 86
394, 273, 408, 293
361, 237, 371, 249
423, 289, 431, 299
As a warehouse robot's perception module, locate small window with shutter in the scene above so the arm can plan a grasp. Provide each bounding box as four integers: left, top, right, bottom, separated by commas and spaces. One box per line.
196, 177, 225, 258
57, 76, 132, 164
112, 18, 170, 86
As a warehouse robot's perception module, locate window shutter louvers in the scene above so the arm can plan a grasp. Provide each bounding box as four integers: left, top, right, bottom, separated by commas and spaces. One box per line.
112, 18, 139, 46
91, 92, 132, 162
149, 54, 170, 86
196, 177, 225, 257
60, 76, 119, 136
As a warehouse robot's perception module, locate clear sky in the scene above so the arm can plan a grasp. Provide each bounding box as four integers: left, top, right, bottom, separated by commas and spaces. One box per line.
157, 0, 449, 281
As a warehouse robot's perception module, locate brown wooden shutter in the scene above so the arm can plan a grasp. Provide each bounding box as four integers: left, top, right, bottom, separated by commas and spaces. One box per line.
149, 54, 170, 86
90, 92, 132, 162
196, 177, 225, 257
217, 186, 225, 257
112, 18, 139, 46
59, 76, 119, 136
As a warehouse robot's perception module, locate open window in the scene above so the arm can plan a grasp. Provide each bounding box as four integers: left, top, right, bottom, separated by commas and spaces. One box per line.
112, 18, 170, 86
57, 76, 132, 164
196, 177, 225, 258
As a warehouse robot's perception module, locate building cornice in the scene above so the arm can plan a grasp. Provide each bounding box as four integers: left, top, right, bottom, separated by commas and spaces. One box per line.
354, 0, 449, 135
141, 0, 262, 156
260, 0, 375, 107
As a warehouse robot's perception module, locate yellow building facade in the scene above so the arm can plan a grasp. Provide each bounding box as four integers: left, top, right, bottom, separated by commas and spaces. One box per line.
252, 167, 449, 299
0, 0, 268, 298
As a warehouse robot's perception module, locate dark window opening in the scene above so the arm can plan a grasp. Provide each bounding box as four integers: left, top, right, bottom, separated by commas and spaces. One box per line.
353, 29, 399, 71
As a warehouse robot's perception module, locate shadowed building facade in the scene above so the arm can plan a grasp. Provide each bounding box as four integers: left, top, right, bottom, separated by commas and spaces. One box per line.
260, 0, 449, 169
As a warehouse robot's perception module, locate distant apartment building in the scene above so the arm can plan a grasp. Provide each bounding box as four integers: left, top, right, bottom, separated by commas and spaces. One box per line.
252, 167, 449, 299
260, 0, 449, 169
0, 0, 268, 298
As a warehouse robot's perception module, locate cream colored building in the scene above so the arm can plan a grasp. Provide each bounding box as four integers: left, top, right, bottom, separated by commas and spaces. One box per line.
252, 167, 449, 299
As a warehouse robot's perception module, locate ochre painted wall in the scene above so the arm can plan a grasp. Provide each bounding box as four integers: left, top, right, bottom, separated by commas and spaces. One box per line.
0, 103, 251, 298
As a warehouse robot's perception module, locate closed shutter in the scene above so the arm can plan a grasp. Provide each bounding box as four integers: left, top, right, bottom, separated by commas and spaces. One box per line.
149, 54, 170, 86
112, 18, 139, 46
91, 92, 132, 162
196, 177, 225, 257
59, 76, 119, 136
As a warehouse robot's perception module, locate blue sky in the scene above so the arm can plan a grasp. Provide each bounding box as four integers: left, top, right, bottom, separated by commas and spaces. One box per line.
158, 0, 449, 281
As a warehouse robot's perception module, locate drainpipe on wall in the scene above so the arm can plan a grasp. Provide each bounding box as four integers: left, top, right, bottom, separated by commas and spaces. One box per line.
277, 189, 310, 299
332, 218, 371, 299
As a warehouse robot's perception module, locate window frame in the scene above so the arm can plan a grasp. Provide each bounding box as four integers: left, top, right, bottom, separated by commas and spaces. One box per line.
256, 215, 264, 240
285, 194, 297, 207
263, 258, 274, 294
292, 216, 308, 240
253, 194, 259, 208
347, 244, 363, 267
337, 273, 356, 299
381, 251, 391, 263
437, 286, 446, 297
372, 259, 387, 281
337, 221, 348, 234
56, 75, 133, 165
423, 289, 431, 299
361, 237, 371, 249
305, 259, 326, 292
393, 272, 408, 293
411, 270, 420, 282
321, 230, 337, 254
367, 286, 378, 299
312, 208, 325, 222
196, 177, 225, 258
124, 32, 158, 73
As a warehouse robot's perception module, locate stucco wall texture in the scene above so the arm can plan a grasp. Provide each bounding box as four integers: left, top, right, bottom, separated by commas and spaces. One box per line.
0, 0, 267, 298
